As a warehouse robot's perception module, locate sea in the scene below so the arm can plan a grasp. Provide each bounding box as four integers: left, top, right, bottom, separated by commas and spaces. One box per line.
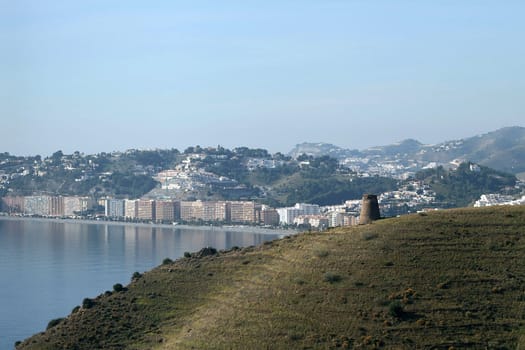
0, 217, 286, 350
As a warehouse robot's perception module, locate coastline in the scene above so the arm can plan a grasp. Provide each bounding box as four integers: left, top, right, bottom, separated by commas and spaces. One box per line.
0, 214, 295, 236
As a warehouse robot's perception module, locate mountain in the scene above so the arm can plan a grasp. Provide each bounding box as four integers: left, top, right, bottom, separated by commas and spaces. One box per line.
289, 126, 525, 176
288, 142, 360, 159
17, 206, 525, 349
420, 126, 525, 175
364, 138, 424, 157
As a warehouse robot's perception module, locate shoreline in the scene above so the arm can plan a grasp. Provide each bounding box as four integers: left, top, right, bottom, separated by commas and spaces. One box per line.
0, 214, 296, 236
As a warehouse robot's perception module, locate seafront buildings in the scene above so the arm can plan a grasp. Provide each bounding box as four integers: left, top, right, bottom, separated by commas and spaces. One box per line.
276, 203, 321, 225
1, 195, 95, 217
0, 195, 359, 229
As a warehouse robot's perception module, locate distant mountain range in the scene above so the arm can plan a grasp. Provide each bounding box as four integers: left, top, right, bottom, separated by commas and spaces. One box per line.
289, 126, 525, 177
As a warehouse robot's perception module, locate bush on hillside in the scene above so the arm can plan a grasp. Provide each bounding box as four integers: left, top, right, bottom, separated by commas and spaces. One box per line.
82, 298, 94, 309
388, 301, 404, 318
113, 283, 124, 292
71, 305, 81, 314
162, 258, 173, 265
323, 272, 342, 283
131, 271, 142, 281
46, 318, 65, 330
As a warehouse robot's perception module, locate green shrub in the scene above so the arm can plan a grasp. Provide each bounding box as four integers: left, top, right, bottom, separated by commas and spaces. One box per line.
82, 298, 94, 309
162, 258, 173, 265
292, 276, 306, 285
71, 305, 81, 314
323, 272, 342, 283
113, 283, 124, 292
388, 301, 404, 318
314, 248, 329, 258
184, 251, 191, 258
46, 317, 65, 330
132, 271, 142, 281
361, 232, 378, 241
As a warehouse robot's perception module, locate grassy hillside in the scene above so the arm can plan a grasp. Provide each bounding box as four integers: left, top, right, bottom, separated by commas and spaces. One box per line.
18, 206, 525, 349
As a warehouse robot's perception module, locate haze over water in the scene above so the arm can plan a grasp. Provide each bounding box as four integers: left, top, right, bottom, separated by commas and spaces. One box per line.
0, 217, 284, 349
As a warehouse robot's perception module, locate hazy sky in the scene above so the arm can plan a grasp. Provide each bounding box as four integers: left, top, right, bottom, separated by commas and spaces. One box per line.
1, 1, 524, 156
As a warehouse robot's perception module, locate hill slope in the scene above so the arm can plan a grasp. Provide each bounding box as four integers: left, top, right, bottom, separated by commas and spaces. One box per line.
18, 206, 525, 349
290, 126, 525, 175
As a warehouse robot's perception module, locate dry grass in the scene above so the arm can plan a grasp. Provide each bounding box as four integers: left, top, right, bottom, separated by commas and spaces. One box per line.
18, 206, 525, 349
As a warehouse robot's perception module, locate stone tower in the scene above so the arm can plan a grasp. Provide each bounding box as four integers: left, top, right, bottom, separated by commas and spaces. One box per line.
359, 194, 380, 224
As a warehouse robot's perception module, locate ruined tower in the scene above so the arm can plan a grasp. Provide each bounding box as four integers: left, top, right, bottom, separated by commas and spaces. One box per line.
359, 194, 380, 224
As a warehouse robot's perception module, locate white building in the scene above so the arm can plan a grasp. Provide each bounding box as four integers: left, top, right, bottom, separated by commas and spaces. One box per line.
276, 203, 320, 225
124, 199, 138, 218
276, 207, 303, 225
294, 203, 320, 215
105, 199, 126, 218
474, 194, 525, 207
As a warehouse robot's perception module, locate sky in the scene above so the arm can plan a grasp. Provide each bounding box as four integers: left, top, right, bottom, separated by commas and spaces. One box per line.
1, 1, 524, 156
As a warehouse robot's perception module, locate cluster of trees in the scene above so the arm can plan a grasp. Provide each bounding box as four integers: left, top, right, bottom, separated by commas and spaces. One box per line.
277, 176, 398, 206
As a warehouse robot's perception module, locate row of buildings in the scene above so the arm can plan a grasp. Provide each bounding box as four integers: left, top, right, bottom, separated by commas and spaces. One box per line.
474, 194, 525, 207
1, 195, 96, 217
1, 195, 361, 229
0, 195, 281, 226
105, 198, 280, 226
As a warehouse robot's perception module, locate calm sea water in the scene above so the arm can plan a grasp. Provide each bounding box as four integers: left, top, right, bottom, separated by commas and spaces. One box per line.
0, 217, 284, 350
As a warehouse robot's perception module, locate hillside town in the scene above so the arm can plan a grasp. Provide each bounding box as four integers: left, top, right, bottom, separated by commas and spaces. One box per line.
1, 140, 524, 230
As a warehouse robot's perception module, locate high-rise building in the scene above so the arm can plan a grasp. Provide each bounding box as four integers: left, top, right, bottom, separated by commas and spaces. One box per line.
137, 199, 155, 221
1, 196, 25, 213
24, 196, 52, 216
64, 196, 94, 216
229, 201, 255, 223
50, 196, 64, 217
276, 203, 321, 225
276, 207, 302, 225
260, 206, 280, 226
201, 201, 228, 222
155, 200, 176, 222
294, 203, 320, 215
105, 199, 126, 218
124, 199, 138, 219
180, 201, 203, 222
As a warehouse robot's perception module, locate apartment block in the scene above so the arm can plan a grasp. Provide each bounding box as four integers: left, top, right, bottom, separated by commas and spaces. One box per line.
276, 207, 303, 225
24, 196, 51, 216
229, 201, 256, 223
137, 199, 155, 221
260, 207, 280, 226
1, 196, 25, 213
105, 199, 126, 218
124, 199, 138, 219
50, 196, 64, 216
202, 201, 228, 222
155, 200, 176, 222
64, 196, 94, 216
180, 201, 203, 222
294, 203, 320, 215
293, 215, 329, 229
342, 215, 357, 226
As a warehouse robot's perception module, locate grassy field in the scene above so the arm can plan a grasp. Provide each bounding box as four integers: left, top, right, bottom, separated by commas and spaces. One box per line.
18, 206, 525, 349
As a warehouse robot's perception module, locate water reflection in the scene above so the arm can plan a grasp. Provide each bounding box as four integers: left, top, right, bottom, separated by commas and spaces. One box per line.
0, 218, 284, 350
